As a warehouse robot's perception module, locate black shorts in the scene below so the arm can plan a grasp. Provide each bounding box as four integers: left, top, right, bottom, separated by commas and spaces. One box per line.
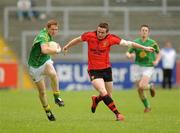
88, 67, 113, 82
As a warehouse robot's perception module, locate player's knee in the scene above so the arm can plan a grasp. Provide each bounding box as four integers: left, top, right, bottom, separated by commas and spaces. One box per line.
137, 88, 143, 93
100, 89, 108, 97
138, 83, 146, 90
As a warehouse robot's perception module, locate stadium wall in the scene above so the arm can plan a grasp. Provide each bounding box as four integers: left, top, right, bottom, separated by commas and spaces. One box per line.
54, 61, 176, 90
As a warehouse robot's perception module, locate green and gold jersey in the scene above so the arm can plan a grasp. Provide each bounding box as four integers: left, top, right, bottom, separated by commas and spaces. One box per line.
127, 38, 160, 67
28, 28, 53, 68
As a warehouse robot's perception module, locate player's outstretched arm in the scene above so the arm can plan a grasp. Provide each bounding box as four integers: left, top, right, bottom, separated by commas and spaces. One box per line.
63, 36, 82, 54
119, 39, 154, 52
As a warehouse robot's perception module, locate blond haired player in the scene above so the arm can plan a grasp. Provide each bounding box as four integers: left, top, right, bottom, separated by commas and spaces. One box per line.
28, 20, 64, 121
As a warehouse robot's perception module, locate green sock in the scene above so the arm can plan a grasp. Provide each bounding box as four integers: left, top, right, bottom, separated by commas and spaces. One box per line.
43, 105, 51, 112
53, 91, 60, 99
142, 98, 150, 108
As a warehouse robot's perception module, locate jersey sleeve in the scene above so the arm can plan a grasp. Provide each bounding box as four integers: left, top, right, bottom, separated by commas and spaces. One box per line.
33, 34, 48, 46
39, 34, 48, 45
152, 41, 160, 53
127, 47, 135, 53
109, 34, 121, 46
81, 32, 92, 41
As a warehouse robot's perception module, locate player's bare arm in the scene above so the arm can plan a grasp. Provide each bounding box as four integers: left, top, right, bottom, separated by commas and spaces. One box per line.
41, 43, 61, 54
119, 39, 154, 52
63, 36, 83, 53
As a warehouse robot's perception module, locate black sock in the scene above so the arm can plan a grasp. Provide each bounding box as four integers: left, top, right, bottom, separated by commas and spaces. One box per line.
102, 95, 120, 115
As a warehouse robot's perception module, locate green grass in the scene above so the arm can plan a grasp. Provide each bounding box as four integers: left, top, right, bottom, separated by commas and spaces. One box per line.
0, 89, 180, 133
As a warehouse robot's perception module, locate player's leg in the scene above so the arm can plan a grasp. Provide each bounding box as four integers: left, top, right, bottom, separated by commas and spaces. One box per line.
139, 77, 155, 97
92, 79, 124, 121
167, 69, 172, 89
104, 67, 113, 97
104, 81, 124, 121
44, 62, 64, 106
137, 77, 151, 112
36, 79, 48, 107
141, 67, 155, 97
135, 66, 154, 112
162, 69, 166, 88
28, 65, 55, 121
91, 67, 114, 109
91, 75, 113, 111
90, 78, 105, 113
89, 69, 111, 113
88, 70, 103, 113
139, 69, 156, 112
136, 80, 148, 110
105, 81, 113, 97
35, 79, 55, 121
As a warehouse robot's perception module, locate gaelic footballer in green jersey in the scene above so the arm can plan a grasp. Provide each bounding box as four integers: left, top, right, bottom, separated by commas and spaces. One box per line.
126, 24, 161, 113
28, 28, 52, 67
28, 20, 64, 121
128, 38, 160, 67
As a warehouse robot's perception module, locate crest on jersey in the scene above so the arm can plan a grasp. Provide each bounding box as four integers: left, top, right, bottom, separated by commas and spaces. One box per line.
139, 50, 147, 58
103, 41, 108, 47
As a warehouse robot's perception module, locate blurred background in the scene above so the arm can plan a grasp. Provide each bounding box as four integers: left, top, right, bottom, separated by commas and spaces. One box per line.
0, 0, 180, 90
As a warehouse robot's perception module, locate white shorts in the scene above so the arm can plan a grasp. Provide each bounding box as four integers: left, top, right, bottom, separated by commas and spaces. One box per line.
28, 59, 53, 82
132, 64, 154, 81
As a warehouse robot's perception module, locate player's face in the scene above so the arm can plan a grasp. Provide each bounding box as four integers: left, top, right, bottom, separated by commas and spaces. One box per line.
48, 25, 58, 36
96, 27, 108, 40
140, 26, 149, 38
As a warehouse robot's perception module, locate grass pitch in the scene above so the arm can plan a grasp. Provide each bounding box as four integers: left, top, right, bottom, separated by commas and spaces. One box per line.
0, 88, 180, 133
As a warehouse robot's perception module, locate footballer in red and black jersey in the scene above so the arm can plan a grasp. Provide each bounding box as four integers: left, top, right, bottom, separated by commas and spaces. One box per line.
81, 31, 121, 70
